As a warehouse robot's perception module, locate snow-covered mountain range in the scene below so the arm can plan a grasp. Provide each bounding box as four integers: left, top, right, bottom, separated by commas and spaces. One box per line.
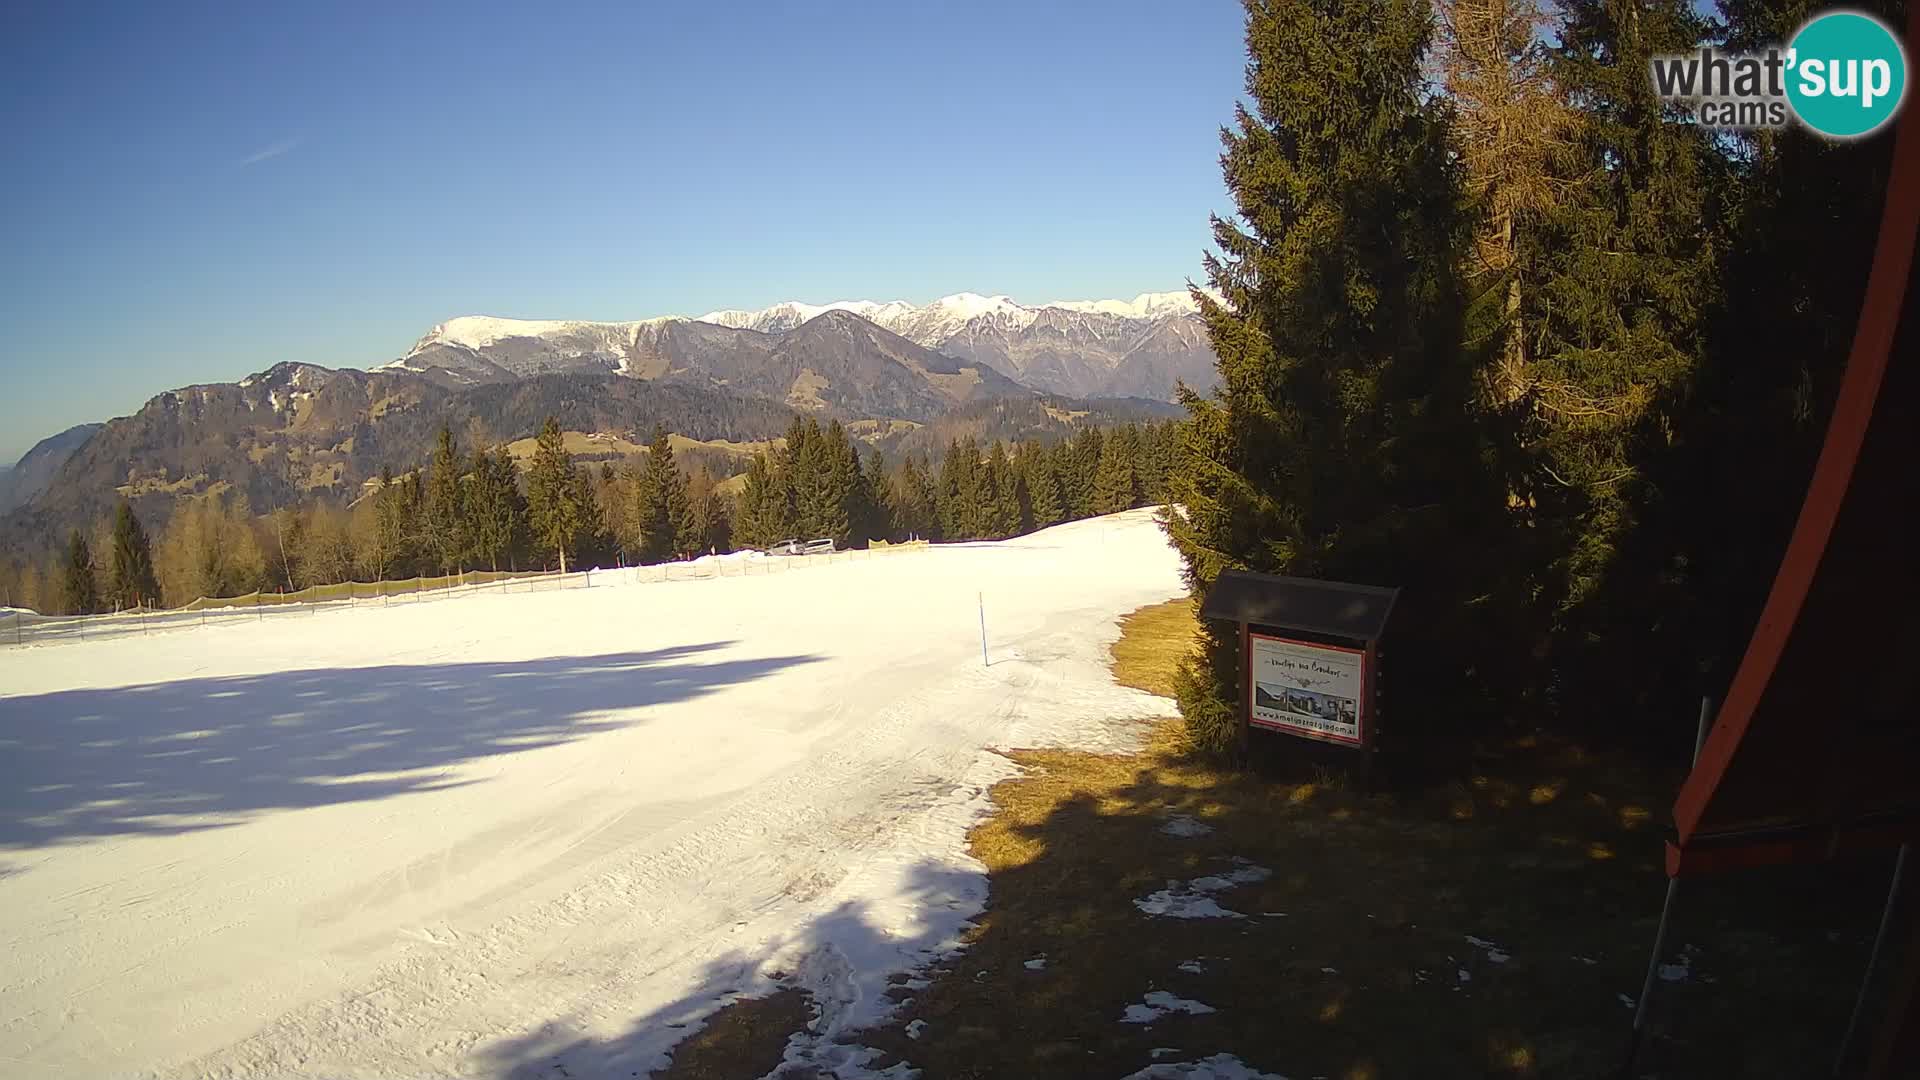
389, 290, 1218, 402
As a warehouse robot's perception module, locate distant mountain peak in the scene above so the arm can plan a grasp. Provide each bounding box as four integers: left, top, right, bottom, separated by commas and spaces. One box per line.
377, 287, 1220, 404
400, 314, 684, 361
692, 289, 1209, 350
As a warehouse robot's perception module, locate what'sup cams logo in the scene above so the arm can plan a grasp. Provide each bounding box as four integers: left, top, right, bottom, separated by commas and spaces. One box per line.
1651, 9, 1909, 138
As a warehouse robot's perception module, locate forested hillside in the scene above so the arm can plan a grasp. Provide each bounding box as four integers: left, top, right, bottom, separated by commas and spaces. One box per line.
1, 414, 1178, 613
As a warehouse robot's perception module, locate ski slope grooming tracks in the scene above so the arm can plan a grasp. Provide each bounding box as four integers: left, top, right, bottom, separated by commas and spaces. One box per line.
0, 509, 1184, 1079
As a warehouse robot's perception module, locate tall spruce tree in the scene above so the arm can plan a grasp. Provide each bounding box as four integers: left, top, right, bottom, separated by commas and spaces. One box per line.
525, 417, 586, 573
1066, 428, 1103, 517
1093, 425, 1143, 514
1133, 424, 1173, 505
465, 446, 522, 572
1026, 446, 1065, 528
1165, 0, 1484, 753
424, 425, 466, 573
785, 417, 827, 539
984, 441, 1022, 539
894, 452, 939, 541
735, 453, 778, 549
62, 530, 99, 615
861, 448, 895, 543
636, 426, 695, 561
939, 437, 986, 540
1522, 0, 1720, 725
814, 421, 859, 546
107, 501, 160, 609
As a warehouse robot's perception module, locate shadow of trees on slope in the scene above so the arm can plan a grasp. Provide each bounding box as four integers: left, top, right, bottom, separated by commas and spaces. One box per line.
482, 858, 982, 1080
0, 643, 819, 848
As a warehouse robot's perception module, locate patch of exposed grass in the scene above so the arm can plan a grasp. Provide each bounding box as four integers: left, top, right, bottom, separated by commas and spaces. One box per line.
650, 989, 812, 1080
1109, 599, 1199, 698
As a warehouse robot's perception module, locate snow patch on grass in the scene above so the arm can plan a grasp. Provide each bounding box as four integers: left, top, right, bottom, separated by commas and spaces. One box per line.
1466, 934, 1511, 964
1161, 814, 1213, 838
1134, 861, 1272, 920
1659, 943, 1701, 982
1121, 991, 1218, 1024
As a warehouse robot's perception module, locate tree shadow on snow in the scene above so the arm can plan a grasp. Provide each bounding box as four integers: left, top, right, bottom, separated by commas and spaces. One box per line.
481, 857, 983, 1080
0, 643, 820, 849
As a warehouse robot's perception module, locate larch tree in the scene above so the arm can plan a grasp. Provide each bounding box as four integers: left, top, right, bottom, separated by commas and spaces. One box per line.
1434, 0, 1573, 408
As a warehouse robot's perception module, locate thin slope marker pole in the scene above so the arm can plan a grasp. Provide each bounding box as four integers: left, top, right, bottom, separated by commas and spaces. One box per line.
1625, 695, 1714, 1075
978, 591, 988, 667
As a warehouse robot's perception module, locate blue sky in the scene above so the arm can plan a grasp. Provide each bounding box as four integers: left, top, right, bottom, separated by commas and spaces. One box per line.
0, 1, 1246, 463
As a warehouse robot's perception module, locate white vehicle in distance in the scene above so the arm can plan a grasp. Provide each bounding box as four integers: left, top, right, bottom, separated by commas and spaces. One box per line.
802, 538, 836, 555
765, 539, 805, 556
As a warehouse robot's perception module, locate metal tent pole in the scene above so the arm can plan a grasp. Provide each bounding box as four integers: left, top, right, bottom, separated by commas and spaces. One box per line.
1625, 695, 1714, 1075
1836, 844, 1914, 1076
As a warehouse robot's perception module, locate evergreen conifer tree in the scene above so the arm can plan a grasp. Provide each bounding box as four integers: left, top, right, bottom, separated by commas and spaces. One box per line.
1093, 425, 1143, 514
813, 421, 859, 546
985, 441, 1022, 539
910, 452, 942, 541
1026, 447, 1064, 528
636, 425, 694, 561
62, 530, 98, 615
526, 416, 586, 573
464, 446, 521, 572
1514, 0, 1724, 724
939, 438, 987, 540
784, 417, 826, 539
424, 425, 467, 573
1164, 0, 1482, 753
861, 449, 895, 543
108, 501, 160, 609
735, 453, 776, 549
1067, 428, 1104, 517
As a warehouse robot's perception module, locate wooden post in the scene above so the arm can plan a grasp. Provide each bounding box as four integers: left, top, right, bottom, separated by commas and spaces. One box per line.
1239, 621, 1253, 758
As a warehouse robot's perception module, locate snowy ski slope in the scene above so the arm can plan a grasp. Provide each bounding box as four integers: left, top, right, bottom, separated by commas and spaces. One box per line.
0, 509, 1184, 1079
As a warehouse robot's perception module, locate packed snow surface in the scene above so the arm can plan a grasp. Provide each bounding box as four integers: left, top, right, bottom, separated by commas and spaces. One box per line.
0, 509, 1183, 1079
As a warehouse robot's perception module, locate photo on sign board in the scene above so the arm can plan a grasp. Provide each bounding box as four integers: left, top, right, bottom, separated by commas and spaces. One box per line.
1249, 633, 1364, 743
1255, 682, 1358, 724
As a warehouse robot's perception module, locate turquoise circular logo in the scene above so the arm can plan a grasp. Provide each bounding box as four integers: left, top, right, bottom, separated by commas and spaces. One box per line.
1786, 10, 1909, 138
